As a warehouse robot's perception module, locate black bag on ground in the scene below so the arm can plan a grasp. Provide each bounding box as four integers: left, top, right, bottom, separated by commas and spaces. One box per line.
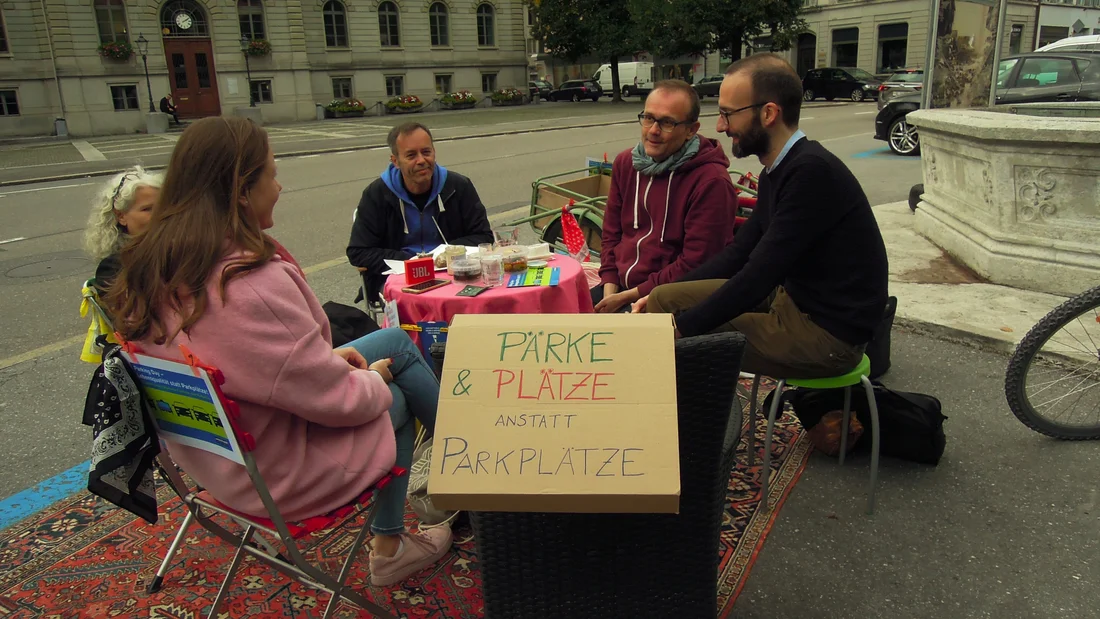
323, 301, 380, 347
780, 382, 947, 465
866, 295, 897, 380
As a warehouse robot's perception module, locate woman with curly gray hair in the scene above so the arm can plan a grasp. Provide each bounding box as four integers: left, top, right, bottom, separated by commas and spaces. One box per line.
83, 166, 162, 293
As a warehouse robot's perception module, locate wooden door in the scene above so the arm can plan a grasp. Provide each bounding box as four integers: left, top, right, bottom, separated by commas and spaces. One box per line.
163, 39, 221, 118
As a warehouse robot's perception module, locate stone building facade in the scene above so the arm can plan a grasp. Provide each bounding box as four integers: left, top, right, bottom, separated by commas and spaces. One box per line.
758, 0, 1041, 78
0, 0, 529, 137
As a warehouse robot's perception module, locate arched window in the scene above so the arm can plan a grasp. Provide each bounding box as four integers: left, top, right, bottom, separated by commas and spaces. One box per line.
476, 4, 494, 47
378, 2, 400, 48
429, 3, 449, 47
94, 0, 129, 45
160, 1, 210, 38
323, 1, 349, 48
238, 0, 266, 41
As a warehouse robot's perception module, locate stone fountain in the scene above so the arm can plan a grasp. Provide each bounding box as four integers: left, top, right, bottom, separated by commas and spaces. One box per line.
906, 103, 1100, 297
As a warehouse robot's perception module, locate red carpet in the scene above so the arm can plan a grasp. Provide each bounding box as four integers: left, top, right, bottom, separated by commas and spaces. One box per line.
1, 392, 809, 618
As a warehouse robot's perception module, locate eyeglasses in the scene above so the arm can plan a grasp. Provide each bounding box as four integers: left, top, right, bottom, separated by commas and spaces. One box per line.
110, 173, 136, 211
718, 102, 767, 125
638, 113, 692, 133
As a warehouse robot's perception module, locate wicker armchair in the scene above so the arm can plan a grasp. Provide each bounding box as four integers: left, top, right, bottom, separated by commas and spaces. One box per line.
435, 332, 746, 619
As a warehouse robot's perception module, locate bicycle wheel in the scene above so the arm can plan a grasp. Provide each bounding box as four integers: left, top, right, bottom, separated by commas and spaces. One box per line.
1005, 284, 1100, 439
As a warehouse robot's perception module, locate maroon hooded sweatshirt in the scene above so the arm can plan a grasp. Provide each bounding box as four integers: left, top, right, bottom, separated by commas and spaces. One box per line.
599, 136, 738, 296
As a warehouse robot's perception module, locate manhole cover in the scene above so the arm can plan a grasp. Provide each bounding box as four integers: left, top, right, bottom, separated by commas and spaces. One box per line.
0, 250, 94, 284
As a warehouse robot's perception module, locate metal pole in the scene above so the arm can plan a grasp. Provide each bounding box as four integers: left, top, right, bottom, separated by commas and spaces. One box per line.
989, 0, 1009, 107
142, 54, 155, 113
922, 0, 942, 110
38, 0, 66, 120
244, 52, 255, 107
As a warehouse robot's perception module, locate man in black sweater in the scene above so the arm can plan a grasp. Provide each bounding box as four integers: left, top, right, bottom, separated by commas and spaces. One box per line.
347, 122, 493, 302
639, 54, 888, 378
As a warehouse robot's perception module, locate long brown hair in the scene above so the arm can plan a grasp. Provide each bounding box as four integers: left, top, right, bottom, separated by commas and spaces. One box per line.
107, 117, 276, 344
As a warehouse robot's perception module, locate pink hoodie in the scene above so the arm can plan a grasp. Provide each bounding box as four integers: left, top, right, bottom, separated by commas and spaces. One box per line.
598, 137, 738, 296
138, 244, 396, 521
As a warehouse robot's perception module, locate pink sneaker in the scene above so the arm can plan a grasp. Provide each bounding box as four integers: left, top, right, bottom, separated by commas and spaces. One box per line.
369, 527, 453, 586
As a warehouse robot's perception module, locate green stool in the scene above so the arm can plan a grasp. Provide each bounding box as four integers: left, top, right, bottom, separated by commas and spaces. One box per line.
746, 354, 881, 515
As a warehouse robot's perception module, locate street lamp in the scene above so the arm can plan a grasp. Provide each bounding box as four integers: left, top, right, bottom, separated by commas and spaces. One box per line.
240, 36, 256, 107
137, 33, 155, 113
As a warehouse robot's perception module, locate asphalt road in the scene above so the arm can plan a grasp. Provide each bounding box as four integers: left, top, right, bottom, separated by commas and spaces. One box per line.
737, 329, 1100, 618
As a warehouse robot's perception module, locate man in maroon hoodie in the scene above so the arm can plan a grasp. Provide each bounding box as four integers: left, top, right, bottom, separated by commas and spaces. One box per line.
593, 80, 739, 313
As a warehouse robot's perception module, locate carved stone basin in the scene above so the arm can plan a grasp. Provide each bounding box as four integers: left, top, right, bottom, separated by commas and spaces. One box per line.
906, 105, 1100, 297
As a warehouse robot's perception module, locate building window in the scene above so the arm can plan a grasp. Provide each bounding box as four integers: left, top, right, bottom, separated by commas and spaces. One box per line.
435, 74, 453, 95
1037, 25, 1069, 48
323, 1, 349, 48
238, 0, 265, 40
0, 10, 8, 54
95, 0, 129, 45
386, 75, 404, 97
477, 4, 495, 47
832, 27, 859, 68
481, 73, 497, 93
110, 85, 139, 111
250, 80, 273, 104
429, 3, 449, 47
876, 23, 908, 73
1009, 24, 1023, 55
378, 2, 400, 47
332, 77, 353, 99
160, 1, 210, 38
0, 90, 19, 116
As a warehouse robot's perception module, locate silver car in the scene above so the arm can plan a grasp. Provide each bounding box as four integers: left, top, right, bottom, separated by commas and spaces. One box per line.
877, 70, 924, 110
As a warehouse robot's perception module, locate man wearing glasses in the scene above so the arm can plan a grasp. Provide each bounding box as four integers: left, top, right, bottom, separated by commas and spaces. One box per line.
593, 79, 738, 313
638, 54, 888, 379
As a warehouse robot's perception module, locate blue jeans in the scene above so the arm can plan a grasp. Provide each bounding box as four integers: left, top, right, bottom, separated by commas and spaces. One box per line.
346, 328, 439, 535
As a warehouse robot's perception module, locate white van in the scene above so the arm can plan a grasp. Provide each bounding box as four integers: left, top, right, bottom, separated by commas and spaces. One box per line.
1036, 34, 1100, 53
592, 62, 655, 97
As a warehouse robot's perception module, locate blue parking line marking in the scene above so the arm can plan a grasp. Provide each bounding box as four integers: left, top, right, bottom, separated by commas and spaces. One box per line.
853, 146, 890, 158
0, 461, 89, 531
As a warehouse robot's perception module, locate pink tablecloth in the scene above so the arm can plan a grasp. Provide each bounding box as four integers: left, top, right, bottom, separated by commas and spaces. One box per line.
383, 256, 594, 327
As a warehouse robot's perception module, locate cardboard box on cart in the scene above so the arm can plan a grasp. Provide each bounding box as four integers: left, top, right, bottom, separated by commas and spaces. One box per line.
533, 173, 612, 230
428, 313, 680, 513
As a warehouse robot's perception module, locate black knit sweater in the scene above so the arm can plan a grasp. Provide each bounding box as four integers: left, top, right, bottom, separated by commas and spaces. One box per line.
675, 138, 888, 346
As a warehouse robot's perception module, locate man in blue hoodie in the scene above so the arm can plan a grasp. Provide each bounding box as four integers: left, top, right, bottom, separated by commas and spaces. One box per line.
347, 122, 493, 295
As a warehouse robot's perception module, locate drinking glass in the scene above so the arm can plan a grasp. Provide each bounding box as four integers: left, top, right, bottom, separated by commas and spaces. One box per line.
481, 253, 504, 287
493, 226, 519, 249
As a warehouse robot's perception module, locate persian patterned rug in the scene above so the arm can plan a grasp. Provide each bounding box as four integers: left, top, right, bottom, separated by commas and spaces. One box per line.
0, 382, 810, 618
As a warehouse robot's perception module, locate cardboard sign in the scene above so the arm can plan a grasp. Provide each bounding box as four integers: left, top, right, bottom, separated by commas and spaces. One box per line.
428, 313, 680, 513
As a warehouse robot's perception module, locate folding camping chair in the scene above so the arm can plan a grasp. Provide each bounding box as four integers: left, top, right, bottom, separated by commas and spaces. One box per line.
122, 341, 404, 619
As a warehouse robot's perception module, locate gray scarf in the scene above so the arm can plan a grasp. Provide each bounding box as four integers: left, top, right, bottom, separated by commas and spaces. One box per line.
631, 135, 700, 176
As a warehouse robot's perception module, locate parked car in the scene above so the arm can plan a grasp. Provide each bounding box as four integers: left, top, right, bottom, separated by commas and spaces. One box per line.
876, 69, 924, 109
1035, 34, 1100, 54
692, 75, 724, 97
995, 52, 1100, 104
529, 80, 553, 101
873, 52, 1100, 155
551, 79, 602, 102
874, 92, 923, 155
802, 67, 882, 102
592, 62, 654, 97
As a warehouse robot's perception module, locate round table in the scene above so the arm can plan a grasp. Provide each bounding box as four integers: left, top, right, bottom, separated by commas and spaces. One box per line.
383, 256, 594, 329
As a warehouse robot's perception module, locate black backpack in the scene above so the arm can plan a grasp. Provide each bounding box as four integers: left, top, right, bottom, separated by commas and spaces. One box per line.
323, 301, 380, 347
779, 382, 947, 465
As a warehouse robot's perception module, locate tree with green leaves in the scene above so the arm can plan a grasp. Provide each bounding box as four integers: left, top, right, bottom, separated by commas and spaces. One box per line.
530, 0, 642, 102
706, 0, 808, 62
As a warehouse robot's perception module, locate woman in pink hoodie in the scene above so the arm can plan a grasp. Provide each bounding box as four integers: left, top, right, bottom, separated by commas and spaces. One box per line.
106, 117, 450, 587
